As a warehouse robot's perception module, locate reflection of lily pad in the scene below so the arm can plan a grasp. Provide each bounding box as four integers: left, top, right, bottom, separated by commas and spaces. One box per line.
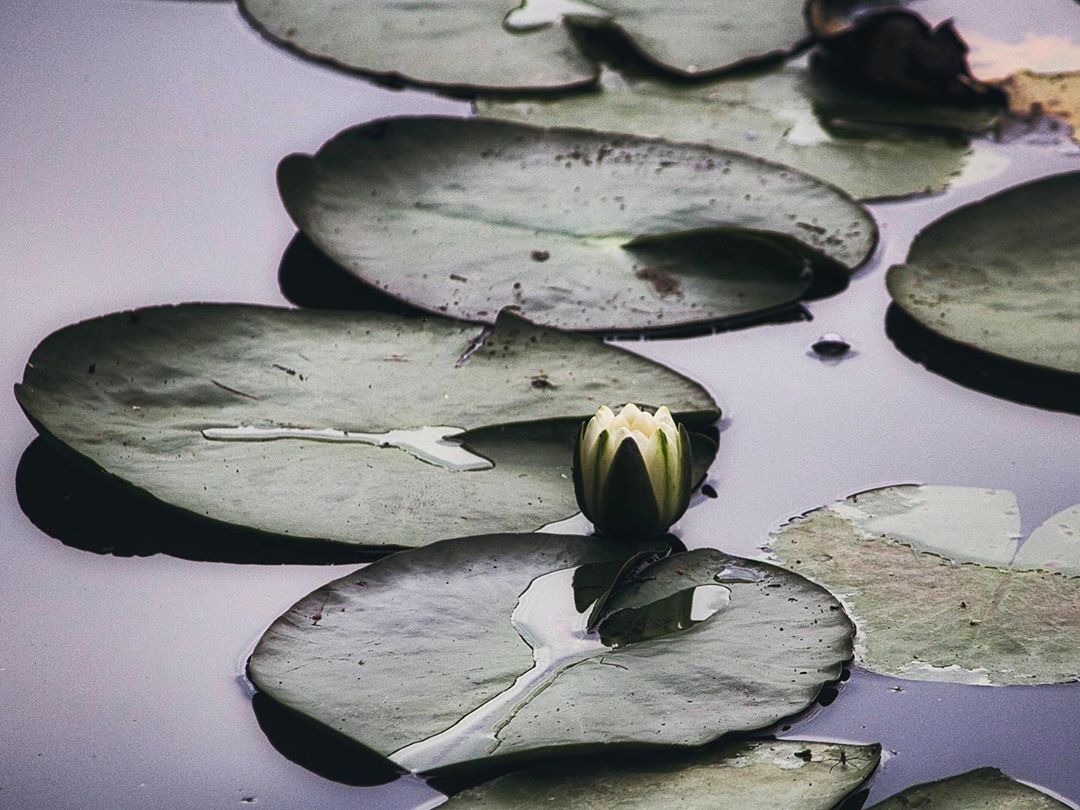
769, 485, 1080, 685
15, 305, 718, 551
248, 534, 854, 774
444, 740, 880, 808
887, 172, 1080, 377
239, 0, 809, 93
279, 117, 876, 333
479, 64, 992, 200
868, 768, 1069, 809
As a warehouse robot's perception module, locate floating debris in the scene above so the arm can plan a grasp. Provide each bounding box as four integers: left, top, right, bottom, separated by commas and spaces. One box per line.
809, 333, 855, 363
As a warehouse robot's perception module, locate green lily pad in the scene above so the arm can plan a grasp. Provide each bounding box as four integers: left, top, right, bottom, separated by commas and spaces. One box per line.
15, 305, 718, 551
887, 172, 1080, 377
239, 0, 809, 94
868, 768, 1069, 809
248, 533, 854, 774
443, 739, 880, 808
279, 117, 876, 333
769, 485, 1080, 685
479, 64, 994, 201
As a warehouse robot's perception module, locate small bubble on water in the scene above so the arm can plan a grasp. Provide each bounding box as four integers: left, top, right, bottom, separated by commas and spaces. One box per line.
811, 333, 851, 357
809, 333, 855, 364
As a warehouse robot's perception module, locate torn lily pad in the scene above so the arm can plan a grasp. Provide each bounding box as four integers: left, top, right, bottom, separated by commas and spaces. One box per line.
248, 534, 854, 774
279, 117, 876, 333
868, 768, 1069, 809
15, 305, 718, 551
479, 64, 993, 200
769, 485, 1080, 685
887, 172, 1080, 377
239, 0, 810, 94
443, 740, 880, 808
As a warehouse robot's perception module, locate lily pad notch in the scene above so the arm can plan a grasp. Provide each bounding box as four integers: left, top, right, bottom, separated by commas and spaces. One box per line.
248, 532, 856, 775
278, 116, 877, 335
238, 0, 814, 94
769, 484, 1080, 685
15, 304, 720, 551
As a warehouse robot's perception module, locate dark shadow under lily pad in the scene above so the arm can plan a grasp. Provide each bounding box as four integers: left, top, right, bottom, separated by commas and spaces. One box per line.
16, 438, 372, 565
277, 232, 825, 341
886, 304, 1080, 416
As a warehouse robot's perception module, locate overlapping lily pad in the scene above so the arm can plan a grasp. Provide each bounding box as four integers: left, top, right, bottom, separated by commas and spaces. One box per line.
248, 533, 855, 774
279, 117, 876, 333
869, 768, 1069, 809
479, 64, 994, 200
769, 485, 1080, 684
15, 305, 718, 551
443, 739, 880, 808
239, 0, 809, 94
887, 172, 1080, 377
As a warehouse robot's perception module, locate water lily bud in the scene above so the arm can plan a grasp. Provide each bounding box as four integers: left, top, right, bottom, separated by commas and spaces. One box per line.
572, 403, 693, 539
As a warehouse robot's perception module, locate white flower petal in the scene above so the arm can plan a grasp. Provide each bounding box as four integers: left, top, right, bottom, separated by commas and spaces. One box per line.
631, 410, 656, 436
643, 430, 669, 515
654, 405, 675, 429
594, 404, 615, 429
582, 415, 604, 458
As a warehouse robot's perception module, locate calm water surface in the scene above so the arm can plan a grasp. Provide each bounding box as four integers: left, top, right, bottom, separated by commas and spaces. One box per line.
1, 2, 1078, 808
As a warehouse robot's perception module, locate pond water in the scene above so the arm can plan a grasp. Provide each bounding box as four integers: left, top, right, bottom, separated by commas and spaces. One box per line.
1, 1, 1078, 808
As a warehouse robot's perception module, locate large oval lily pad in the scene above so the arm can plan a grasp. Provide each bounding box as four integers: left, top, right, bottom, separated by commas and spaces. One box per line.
443, 739, 880, 808
279, 117, 876, 333
239, 0, 809, 94
887, 172, 1080, 377
479, 64, 994, 201
868, 768, 1070, 809
15, 305, 718, 551
769, 485, 1080, 685
248, 533, 854, 774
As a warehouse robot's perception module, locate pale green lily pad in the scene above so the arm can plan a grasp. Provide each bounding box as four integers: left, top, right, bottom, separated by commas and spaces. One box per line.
887, 172, 1080, 376
868, 768, 1069, 809
769, 485, 1080, 685
444, 739, 880, 808
239, 0, 809, 94
279, 117, 876, 333
479, 64, 993, 200
15, 305, 718, 551
248, 534, 854, 774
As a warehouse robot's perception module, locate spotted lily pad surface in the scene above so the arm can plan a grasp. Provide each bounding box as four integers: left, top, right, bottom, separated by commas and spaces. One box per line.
479, 65, 994, 200
239, 0, 809, 93
248, 534, 854, 773
279, 117, 876, 333
869, 768, 1070, 809
887, 172, 1080, 377
15, 305, 718, 550
444, 740, 880, 808
769, 485, 1080, 685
